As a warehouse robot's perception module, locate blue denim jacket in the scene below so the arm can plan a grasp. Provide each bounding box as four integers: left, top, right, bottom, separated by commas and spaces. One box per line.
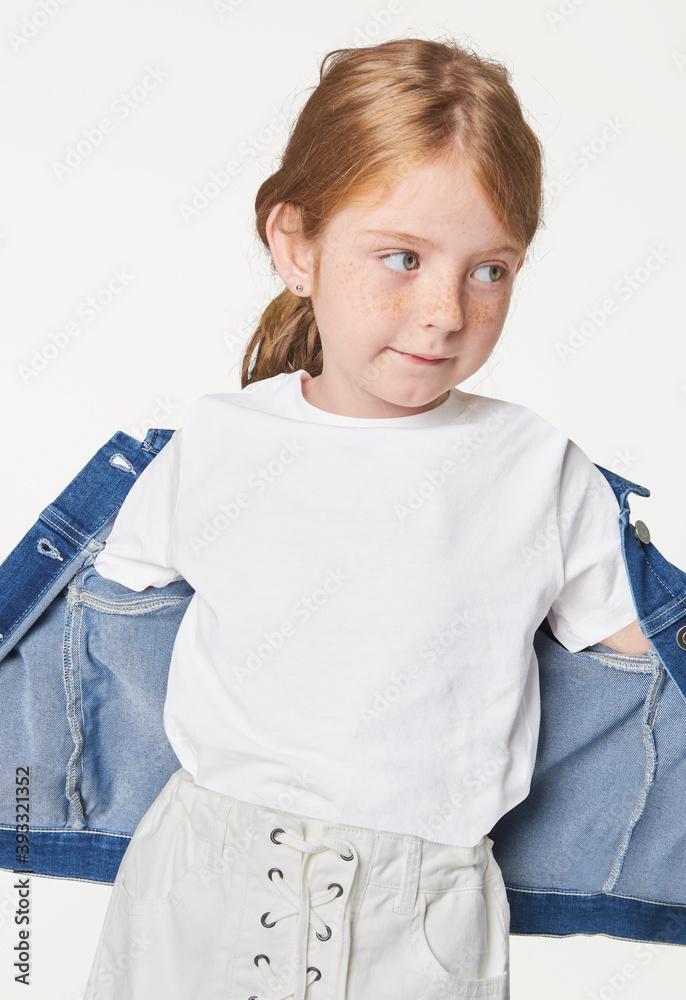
0, 428, 685, 947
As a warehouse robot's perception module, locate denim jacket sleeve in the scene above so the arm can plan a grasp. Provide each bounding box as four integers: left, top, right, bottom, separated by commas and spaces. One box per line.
0, 430, 684, 946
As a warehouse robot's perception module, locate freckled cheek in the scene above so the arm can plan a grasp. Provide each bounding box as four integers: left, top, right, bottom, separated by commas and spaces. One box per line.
359, 282, 415, 319
466, 296, 510, 339
321, 256, 363, 303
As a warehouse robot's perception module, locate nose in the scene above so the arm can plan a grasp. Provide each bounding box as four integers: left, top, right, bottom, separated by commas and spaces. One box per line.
419, 270, 466, 333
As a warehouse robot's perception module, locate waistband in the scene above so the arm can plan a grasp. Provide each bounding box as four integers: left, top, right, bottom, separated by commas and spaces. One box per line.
167, 767, 495, 894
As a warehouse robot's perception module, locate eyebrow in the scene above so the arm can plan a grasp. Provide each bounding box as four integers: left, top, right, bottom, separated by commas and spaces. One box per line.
363, 229, 522, 257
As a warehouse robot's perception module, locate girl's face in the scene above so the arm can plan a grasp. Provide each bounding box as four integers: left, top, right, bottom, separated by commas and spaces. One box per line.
301, 154, 525, 418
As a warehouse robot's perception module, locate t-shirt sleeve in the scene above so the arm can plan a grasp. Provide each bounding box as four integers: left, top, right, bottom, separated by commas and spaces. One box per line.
93, 429, 184, 591
546, 438, 637, 652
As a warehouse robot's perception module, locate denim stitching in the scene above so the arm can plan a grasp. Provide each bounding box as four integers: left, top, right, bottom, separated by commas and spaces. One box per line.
75, 590, 87, 817
582, 650, 654, 673
62, 595, 86, 828
639, 554, 686, 630
0, 825, 128, 838
641, 602, 686, 632
2, 495, 143, 648
39, 514, 84, 547
69, 590, 189, 615
43, 507, 89, 541
504, 885, 685, 907
601, 657, 662, 892
0, 548, 84, 650
142, 429, 165, 454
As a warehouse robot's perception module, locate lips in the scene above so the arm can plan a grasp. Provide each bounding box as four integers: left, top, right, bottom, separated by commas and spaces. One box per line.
387, 347, 450, 366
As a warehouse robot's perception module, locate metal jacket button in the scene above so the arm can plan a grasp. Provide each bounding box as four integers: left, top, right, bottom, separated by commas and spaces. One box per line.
634, 520, 650, 544
676, 626, 686, 651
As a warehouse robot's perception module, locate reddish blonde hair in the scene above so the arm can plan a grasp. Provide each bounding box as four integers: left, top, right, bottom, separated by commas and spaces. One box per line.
242, 36, 543, 386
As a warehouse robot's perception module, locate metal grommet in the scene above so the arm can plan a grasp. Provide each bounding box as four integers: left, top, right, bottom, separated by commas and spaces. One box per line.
634, 520, 651, 544
328, 883, 344, 897
676, 625, 686, 651
254, 954, 270, 967
307, 967, 322, 981
316, 924, 332, 942
270, 828, 284, 844
267, 867, 283, 881
340, 849, 354, 860
261, 912, 276, 928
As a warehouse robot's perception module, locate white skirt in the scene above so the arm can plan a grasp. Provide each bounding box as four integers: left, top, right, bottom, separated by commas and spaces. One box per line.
84, 767, 510, 999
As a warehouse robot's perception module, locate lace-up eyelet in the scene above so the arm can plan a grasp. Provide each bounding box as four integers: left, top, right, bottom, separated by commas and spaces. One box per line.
316, 924, 332, 941
270, 828, 285, 844
307, 966, 321, 981
254, 953, 270, 967
339, 848, 354, 861
260, 911, 276, 928
329, 882, 344, 897
267, 867, 283, 881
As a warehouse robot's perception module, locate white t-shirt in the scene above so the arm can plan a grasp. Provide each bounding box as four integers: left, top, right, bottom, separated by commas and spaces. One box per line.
94, 369, 637, 847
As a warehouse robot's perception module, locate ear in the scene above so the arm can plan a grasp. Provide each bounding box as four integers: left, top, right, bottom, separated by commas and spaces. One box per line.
266, 202, 314, 296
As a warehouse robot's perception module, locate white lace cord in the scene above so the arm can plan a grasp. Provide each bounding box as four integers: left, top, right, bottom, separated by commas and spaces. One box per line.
250, 829, 356, 1000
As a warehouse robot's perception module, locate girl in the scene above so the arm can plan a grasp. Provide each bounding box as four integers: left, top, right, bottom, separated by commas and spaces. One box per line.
84, 36, 649, 1000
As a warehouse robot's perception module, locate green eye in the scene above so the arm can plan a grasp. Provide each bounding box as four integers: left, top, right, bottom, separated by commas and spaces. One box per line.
380, 251, 420, 272
474, 264, 504, 283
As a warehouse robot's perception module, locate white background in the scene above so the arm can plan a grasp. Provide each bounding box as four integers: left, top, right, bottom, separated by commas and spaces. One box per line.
0, 0, 684, 997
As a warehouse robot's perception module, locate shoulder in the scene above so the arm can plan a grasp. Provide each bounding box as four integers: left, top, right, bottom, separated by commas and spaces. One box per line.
456, 388, 563, 429
455, 389, 570, 454
180, 374, 287, 430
